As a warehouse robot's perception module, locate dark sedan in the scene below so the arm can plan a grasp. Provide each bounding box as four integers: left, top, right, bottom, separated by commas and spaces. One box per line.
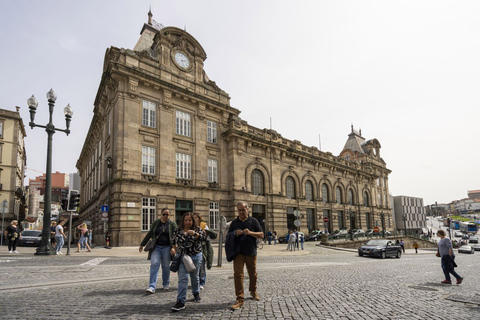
468, 236, 479, 244
358, 239, 402, 259
17, 230, 42, 246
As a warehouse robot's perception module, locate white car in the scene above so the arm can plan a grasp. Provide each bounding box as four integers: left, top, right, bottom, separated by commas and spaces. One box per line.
458, 245, 474, 254
454, 231, 463, 238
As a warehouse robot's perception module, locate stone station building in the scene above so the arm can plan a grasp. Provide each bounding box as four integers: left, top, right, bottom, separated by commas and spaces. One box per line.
77, 12, 392, 246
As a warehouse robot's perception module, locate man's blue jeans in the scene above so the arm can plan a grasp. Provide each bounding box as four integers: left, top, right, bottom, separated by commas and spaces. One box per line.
149, 245, 172, 290
176, 252, 202, 303
55, 236, 64, 252
441, 255, 461, 281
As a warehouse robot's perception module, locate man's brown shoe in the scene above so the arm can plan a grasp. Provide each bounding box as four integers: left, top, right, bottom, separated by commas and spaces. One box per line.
251, 291, 260, 301
230, 301, 244, 310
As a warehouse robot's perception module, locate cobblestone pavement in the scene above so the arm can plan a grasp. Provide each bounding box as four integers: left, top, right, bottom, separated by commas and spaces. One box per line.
0, 242, 479, 319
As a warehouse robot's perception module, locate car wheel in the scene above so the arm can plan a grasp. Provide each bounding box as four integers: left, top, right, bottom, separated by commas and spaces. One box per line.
359, 252, 363, 257
381, 251, 386, 259
396, 250, 401, 259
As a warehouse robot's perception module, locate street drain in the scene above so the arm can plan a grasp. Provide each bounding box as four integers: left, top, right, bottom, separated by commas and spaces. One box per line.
446, 295, 480, 305
408, 286, 439, 292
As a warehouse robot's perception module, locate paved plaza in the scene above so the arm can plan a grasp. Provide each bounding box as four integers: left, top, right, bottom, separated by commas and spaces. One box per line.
0, 242, 479, 319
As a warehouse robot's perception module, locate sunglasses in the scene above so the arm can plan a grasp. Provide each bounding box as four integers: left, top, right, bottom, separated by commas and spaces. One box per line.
162, 213, 170, 216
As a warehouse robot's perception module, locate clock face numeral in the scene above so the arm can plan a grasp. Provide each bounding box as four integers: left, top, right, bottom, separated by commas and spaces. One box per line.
174, 52, 190, 68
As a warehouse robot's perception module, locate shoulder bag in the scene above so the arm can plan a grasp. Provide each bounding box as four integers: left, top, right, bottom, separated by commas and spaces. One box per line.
144, 233, 161, 252
170, 253, 182, 272
183, 254, 196, 272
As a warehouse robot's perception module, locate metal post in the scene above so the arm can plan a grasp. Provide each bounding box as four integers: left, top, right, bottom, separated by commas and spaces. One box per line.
66, 211, 72, 255
350, 211, 354, 241
217, 216, 226, 267
1, 200, 7, 246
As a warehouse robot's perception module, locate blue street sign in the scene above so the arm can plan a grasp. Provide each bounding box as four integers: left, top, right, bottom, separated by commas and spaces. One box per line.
101, 205, 108, 212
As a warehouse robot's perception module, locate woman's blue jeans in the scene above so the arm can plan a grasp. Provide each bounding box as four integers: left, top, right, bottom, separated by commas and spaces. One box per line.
176, 252, 202, 303
149, 245, 172, 290
55, 236, 64, 252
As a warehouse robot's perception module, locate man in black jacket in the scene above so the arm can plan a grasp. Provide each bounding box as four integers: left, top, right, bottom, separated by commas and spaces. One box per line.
228, 202, 264, 310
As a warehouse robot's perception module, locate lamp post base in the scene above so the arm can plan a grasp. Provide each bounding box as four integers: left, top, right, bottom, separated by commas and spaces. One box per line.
35, 244, 57, 255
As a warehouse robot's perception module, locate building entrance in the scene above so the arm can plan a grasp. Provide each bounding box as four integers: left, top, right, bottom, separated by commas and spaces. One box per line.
175, 200, 193, 225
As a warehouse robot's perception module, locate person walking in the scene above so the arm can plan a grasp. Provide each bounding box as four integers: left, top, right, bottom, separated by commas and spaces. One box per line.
171, 212, 206, 312
139, 208, 177, 294
5, 220, 21, 253
105, 231, 112, 248
193, 212, 214, 290
437, 229, 463, 285
399, 239, 405, 253
294, 229, 300, 250
267, 230, 272, 245
76, 223, 91, 252
228, 202, 264, 310
273, 231, 278, 245
287, 230, 296, 251
300, 232, 305, 250
50, 221, 57, 247
413, 241, 419, 254
55, 220, 67, 255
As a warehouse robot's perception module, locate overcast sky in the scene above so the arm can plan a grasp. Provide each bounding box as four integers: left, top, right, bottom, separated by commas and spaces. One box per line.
2, 1, 479, 205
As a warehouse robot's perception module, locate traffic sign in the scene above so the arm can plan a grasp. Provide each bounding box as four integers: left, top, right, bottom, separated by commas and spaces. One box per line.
373, 226, 380, 232
294, 219, 301, 227
293, 210, 300, 218
101, 205, 108, 212
323, 217, 329, 223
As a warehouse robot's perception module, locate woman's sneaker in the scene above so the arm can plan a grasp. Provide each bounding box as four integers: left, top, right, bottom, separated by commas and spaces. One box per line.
194, 292, 201, 302
171, 301, 185, 311
456, 277, 463, 285
145, 288, 155, 294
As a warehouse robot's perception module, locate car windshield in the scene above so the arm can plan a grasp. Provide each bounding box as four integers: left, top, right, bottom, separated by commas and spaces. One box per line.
365, 240, 388, 246
22, 230, 42, 236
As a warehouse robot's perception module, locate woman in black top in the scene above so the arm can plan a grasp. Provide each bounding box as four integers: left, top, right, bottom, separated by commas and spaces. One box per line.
171, 212, 206, 312
5, 220, 21, 253
139, 208, 177, 293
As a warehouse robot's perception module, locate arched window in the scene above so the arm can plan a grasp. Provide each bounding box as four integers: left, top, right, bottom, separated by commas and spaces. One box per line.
348, 189, 354, 205
305, 181, 313, 201
322, 184, 329, 203
251, 169, 264, 195
363, 191, 370, 207
336, 187, 342, 204
286, 177, 295, 199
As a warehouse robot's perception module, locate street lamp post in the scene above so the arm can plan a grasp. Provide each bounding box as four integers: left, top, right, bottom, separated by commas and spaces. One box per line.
402, 214, 407, 236
27, 89, 73, 256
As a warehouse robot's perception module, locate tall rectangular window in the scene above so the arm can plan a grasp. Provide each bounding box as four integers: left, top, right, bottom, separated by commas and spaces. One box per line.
176, 110, 191, 137
142, 100, 156, 128
142, 146, 155, 175
207, 120, 217, 143
176, 153, 191, 179
208, 159, 217, 183
209, 202, 219, 229
0, 121, 3, 138
142, 197, 156, 231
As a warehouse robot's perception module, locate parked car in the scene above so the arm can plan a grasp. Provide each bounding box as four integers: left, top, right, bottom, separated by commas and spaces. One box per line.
358, 239, 402, 259
278, 231, 305, 243
305, 230, 323, 241
332, 229, 348, 239
352, 229, 366, 237
458, 245, 475, 254
469, 236, 479, 244
461, 234, 470, 240
17, 230, 42, 247
472, 244, 480, 251
454, 231, 463, 238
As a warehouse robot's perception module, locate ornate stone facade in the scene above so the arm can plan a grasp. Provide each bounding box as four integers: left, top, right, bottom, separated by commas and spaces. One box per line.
77, 13, 392, 246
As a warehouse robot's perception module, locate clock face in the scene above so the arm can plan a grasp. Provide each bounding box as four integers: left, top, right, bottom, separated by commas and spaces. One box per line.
174, 52, 190, 69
